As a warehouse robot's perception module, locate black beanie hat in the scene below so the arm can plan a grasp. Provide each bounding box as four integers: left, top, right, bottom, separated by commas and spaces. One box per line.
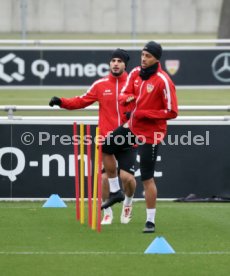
143, 41, 162, 60
111, 48, 130, 67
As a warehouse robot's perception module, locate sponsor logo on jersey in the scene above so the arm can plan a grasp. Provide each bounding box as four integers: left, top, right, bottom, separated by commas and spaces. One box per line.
103, 89, 112, 95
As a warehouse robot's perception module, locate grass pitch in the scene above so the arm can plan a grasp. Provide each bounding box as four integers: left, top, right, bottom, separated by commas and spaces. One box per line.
0, 32, 216, 41
0, 201, 229, 276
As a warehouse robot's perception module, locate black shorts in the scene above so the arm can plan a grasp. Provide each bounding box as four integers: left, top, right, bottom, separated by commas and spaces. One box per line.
102, 125, 137, 155
138, 143, 158, 181
102, 125, 159, 181
102, 147, 137, 175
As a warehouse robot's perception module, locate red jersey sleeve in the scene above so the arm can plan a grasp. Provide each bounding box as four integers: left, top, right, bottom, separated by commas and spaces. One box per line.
60, 84, 98, 110
119, 67, 139, 106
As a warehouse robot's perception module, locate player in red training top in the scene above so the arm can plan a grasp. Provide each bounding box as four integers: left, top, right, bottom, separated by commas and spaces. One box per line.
101, 41, 178, 233
49, 49, 137, 225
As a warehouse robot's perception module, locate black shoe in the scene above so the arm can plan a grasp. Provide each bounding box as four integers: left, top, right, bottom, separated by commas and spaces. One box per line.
142, 221, 155, 233
101, 190, 125, 210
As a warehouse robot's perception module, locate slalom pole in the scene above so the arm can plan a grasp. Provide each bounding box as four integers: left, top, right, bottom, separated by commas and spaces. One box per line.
97, 128, 102, 232
92, 127, 99, 230
73, 122, 80, 221
80, 124, 85, 224
86, 125, 92, 227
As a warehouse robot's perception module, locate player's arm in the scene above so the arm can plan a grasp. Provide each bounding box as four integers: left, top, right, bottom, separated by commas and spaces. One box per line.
49, 85, 98, 110
118, 68, 139, 106
135, 108, 177, 120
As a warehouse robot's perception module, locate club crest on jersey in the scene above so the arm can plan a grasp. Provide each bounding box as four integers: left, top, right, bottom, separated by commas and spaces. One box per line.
147, 84, 154, 93
165, 60, 180, 75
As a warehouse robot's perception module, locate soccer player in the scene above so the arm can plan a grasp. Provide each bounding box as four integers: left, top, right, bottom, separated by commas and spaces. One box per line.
101, 41, 178, 233
49, 49, 137, 225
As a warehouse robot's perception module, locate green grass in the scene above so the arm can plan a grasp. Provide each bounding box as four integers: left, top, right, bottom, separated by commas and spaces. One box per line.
0, 201, 229, 276
0, 32, 218, 47
1, 89, 230, 116
0, 32, 217, 40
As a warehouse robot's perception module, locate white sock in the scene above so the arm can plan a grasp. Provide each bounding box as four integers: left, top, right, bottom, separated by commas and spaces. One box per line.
124, 195, 134, 206
146, 208, 156, 224
108, 177, 120, 193
103, 206, 113, 217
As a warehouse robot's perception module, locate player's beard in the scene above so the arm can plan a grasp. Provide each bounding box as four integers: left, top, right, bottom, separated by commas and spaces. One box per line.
111, 69, 124, 77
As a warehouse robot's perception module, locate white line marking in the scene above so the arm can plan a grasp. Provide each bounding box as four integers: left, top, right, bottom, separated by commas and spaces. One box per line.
178, 251, 230, 255
0, 204, 229, 209
0, 251, 230, 255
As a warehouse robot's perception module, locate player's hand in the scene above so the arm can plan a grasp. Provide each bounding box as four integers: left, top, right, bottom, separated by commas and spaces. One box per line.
126, 96, 135, 103
125, 112, 131, 120
49, 96, 62, 107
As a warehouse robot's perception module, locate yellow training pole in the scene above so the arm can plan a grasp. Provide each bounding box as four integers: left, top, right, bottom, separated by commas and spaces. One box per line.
92, 127, 99, 230
80, 124, 85, 224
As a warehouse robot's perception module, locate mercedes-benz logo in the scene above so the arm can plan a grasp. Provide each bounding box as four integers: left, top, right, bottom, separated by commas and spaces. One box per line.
212, 53, 230, 83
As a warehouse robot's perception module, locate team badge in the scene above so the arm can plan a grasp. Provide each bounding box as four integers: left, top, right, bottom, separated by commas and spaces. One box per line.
165, 60, 180, 75
147, 84, 154, 93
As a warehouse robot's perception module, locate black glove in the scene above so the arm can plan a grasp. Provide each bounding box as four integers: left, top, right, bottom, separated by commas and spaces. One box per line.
125, 112, 131, 120
49, 96, 62, 107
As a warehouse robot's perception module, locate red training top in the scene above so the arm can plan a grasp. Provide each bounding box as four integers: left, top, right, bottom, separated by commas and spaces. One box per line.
60, 72, 129, 137
119, 63, 178, 144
